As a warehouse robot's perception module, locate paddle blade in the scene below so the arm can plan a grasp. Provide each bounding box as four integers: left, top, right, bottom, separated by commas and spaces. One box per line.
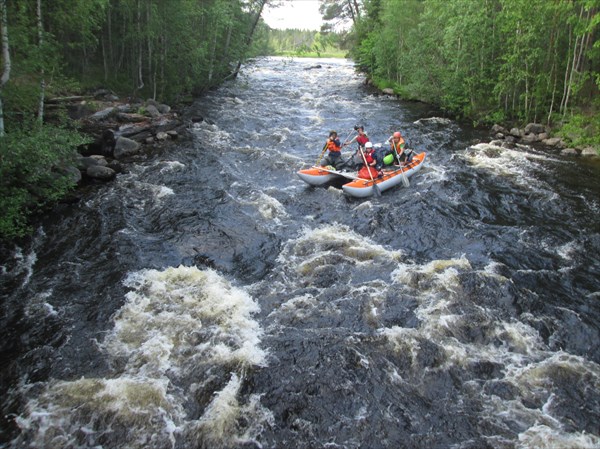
401, 173, 410, 187
373, 183, 382, 197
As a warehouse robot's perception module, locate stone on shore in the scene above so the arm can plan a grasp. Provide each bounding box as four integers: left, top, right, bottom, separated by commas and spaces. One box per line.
113, 136, 141, 159
87, 165, 116, 180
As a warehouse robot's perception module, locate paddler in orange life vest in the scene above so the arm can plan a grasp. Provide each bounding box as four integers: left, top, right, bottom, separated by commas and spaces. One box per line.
385, 131, 414, 165
320, 130, 343, 169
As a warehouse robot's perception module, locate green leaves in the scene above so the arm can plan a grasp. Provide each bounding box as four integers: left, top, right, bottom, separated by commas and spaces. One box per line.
352, 0, 600, 126
0, 123, 89, 240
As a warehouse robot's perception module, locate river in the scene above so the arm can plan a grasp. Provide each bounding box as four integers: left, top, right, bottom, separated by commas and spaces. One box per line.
1, 57, 599, 449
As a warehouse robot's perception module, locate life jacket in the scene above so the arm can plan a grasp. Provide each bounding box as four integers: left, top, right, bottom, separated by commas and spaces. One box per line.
363, 150, 375, 164
356, 135, 369, 147
358, 165, 379, 179
327, 139, 341, 153
390, 138, 405, 154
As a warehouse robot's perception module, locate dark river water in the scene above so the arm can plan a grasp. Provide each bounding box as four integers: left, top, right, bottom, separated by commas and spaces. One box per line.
1, 57, 600, 449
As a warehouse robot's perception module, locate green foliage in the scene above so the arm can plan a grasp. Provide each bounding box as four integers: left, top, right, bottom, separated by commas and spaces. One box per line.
0, 124, 90, 240
352, 0, 600, 128
258, 28, 347, 58
557, 112, 600, 148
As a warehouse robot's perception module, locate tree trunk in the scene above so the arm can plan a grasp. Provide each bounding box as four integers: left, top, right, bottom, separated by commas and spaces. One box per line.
37, 0, 45, 124
0, 0, 11, 137
137, 0, 144, 90
233, 0, 266, 79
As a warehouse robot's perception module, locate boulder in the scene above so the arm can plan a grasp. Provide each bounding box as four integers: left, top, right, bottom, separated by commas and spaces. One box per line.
156, 131, 169, 141
382, 88, 395, 95
145, 104, 161, 118
524, 123, 547, 134
509, 128, 522, 137
560, 148, 578, 156
89, 155, 108, 166
491, 124, 508, 135
113, 136, 141, 159
581, 147, 599, 157
87, 165, 116, 181
542, 137, 565, 148
157, 104, 171, 114
90, 107, 116, 121
521, 133, 539, 143
77, 156, 101, 171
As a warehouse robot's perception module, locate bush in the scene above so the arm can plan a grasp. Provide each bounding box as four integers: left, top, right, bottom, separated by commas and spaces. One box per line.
0, 123, 90, 240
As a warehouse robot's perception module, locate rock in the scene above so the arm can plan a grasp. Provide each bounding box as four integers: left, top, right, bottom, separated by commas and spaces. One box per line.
78, 129, 116, 157
491, 124, 508, 135
107, 160, 125, 173
581, 147, 599, 157
521, 133, 539, 143
87, 165, 116, 180
157, 104, 171, 114
116, 112, 148, 123
537, 132, 548, 141
509, 128, 522, 137
561, 148, 578, 156
89, 155, 108, 166
382, 88, 395, 95
494, 133, 505, 139
90, 107, 116, 121
145, 104, 161, 118
166, 130, 178, 139
542, 137, 565, 148
156, 131, 169, 141
113, 136, 141, 159
524, 123, 547, 134
145, 136, 155, 144
77, 156, 101, 171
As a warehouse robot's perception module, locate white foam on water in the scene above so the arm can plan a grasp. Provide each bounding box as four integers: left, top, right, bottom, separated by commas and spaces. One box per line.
518, 423, 600, 449
14, 376, 181, 449
159, 160, 185, 172
238, 191, 289, 223
13, 265, 270, 448
7, 246, 38, 287
278, 223, 403, 270
187, 374, 274, 448
383, 254, 600, 447
414, 117, 453, 125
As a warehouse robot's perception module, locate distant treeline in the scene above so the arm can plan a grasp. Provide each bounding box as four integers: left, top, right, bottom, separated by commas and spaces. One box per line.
256, 28, 349, 57
349, 0, 599, 140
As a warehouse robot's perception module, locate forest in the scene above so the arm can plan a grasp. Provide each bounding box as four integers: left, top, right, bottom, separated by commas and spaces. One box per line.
0, 0, 598, 240
349, 0, 599, 137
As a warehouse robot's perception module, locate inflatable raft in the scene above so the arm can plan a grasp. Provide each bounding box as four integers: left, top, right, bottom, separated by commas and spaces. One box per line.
297, 152, 426, 198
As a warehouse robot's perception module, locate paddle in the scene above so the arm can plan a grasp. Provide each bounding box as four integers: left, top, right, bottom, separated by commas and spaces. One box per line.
359, 147, 382, 197
392, 143, 410, 188
315, 141, 329, 165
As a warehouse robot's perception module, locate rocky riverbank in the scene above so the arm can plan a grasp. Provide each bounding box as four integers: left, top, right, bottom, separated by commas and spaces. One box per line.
53, 89, 203, 185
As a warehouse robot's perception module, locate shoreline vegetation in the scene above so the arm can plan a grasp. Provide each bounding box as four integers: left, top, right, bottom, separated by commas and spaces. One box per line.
0, 0, 598, 242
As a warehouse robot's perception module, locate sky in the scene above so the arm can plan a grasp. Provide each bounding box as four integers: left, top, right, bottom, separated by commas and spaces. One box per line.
262, 0, 324, 31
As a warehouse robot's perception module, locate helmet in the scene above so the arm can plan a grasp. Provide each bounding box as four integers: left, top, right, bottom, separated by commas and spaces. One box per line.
329, 130, 337, 137
365, 142, 373, 149
393, 131, 402, 139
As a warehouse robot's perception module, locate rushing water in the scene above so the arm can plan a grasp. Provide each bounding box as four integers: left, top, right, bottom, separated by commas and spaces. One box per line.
1, 57, 600, 449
